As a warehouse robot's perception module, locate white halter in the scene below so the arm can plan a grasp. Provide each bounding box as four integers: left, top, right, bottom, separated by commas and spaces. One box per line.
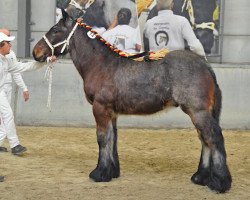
43, 22, 79, 57
42, 22, 78, 111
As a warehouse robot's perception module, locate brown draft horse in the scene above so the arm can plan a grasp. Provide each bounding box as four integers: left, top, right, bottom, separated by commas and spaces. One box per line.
33, 10, 231, 193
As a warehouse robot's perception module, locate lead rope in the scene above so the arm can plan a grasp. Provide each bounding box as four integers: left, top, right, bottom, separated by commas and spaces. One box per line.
44, 57, 54, 111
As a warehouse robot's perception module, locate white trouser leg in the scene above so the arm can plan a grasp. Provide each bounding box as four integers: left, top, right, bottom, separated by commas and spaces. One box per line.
0, 90, 19, 148
4, 83, 12, 104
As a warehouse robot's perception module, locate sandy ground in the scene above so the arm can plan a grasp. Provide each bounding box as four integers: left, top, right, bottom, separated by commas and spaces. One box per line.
0, 127, 249, 200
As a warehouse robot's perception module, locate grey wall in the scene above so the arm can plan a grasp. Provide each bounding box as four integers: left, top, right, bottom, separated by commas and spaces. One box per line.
222, 0, 250, 63
15, 61, 250, 129
0, 0, 18, 53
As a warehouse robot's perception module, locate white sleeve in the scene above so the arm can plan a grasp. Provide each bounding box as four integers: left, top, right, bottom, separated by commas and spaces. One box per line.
7, 51, 28, 91
12, 73, 28, 91
135, 26, 142, 46
8, 60, 45, 73
181, 18, 206, 56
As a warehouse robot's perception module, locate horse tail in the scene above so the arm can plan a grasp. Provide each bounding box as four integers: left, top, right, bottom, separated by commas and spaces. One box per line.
207, 65, 222, 124
213, 83, 222, 124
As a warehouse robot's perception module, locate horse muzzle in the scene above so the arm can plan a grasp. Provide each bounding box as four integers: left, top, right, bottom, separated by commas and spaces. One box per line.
32, 46, 50, 62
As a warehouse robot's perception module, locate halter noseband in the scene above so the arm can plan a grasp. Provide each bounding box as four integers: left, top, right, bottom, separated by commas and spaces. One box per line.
43, 22, 79, 56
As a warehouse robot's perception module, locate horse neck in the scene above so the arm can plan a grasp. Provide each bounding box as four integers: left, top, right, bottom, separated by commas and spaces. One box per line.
69, 26, 117, 79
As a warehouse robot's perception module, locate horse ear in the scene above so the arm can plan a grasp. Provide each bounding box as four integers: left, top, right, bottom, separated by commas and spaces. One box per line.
61, 8, 69, 20
101, 1, 105, 8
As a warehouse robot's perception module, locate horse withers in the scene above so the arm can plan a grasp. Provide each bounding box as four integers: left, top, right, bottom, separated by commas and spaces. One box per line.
32, 10, 231, 193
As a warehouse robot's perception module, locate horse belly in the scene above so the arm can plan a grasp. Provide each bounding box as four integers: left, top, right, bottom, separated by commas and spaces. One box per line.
116, 93, 173, 115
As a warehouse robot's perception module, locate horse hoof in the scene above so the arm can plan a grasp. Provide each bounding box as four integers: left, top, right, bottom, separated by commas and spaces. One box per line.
207, 173, 232, 193
112, 169, 120, 179
111, 163, 120, 178
191, 170, 209, 186
89, 167, 112, 182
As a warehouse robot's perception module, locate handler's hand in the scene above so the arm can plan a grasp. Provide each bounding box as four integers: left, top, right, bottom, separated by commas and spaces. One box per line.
47, 56, 57, 63
23, 91, 29, 102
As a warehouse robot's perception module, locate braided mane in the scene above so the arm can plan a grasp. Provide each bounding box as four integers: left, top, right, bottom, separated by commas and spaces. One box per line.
77, 19, 169, 61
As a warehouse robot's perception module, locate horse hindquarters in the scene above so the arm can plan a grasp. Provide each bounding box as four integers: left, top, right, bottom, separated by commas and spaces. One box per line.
173, 59, 231, 192
89, 101, 120, 182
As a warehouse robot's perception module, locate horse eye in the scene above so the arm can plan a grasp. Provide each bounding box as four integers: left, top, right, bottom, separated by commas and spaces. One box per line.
53, 27, 61, 34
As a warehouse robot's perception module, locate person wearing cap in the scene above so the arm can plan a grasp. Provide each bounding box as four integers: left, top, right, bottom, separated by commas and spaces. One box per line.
0, 29, 30, 155
143, 0, 205, 56
0, 31, 56, 155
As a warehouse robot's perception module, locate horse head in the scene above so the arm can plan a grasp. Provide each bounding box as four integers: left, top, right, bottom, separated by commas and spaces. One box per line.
82, 1, 108, 28
33, 10, 75, 62
65, 0, 108, 29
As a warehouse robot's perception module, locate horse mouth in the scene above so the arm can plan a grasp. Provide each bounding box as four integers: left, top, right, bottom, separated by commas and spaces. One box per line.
33, 54, 48, 62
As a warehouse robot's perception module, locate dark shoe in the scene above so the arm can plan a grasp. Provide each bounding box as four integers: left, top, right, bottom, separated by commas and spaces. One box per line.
0, 176, 4, 182
11, 145, 27, 155
0, 147, 7, 152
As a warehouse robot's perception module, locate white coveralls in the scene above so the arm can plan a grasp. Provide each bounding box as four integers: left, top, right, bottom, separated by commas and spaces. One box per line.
0, 50, 28, 148
144, 10, 205, 56
0, 53, 44, 148
102, 25, 141, 54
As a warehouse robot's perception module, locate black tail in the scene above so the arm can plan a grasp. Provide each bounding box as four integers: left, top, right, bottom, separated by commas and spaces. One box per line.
206, 64, 222, 124
213, 85, 222, 124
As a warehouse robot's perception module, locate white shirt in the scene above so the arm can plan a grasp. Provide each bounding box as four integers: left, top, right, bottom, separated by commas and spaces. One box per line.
93, 26, 107, 35
102, 25, 141, 54
144, 10, 205, 56
5, 50, 28, 91
0, 53, 45, 93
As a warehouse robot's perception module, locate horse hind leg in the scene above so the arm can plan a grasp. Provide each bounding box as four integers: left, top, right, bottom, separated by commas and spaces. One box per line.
191, 138, 211, 186
186, 109, 232, 193
89, 102, 120, 182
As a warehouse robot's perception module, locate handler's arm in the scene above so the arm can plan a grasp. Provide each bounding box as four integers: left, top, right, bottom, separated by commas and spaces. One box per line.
8, 61, 45, 73
182, 18, 206, 57
8, 56, 56, 73
12, 73, 28, 92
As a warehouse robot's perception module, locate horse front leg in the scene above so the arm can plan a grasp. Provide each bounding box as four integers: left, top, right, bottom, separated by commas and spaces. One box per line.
190, 111, 232, 193
89, 102, 120, 182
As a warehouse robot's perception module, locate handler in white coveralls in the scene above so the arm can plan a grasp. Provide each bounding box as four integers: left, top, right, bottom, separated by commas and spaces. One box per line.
0, 31, 56, 155
144, 0, 205, 56
0, 29, 29, 154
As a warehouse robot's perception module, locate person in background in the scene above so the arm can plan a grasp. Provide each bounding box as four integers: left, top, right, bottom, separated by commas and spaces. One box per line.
144, 0, 205, 56
0, 29, 29, 155
0, 31, 56, 155
102, 8, 141, 54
